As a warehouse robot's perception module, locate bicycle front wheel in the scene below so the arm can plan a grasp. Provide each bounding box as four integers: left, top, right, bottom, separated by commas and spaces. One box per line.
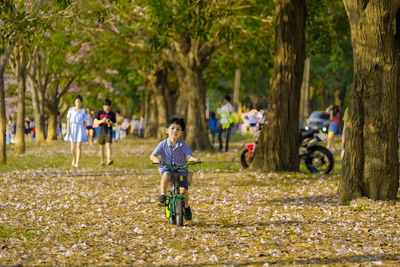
240, 148, 251, 168
176, 198, 184, 226
168, 199, 176, 225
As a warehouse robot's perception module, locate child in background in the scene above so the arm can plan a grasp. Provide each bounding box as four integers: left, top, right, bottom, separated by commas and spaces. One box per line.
209, 112, 218, 145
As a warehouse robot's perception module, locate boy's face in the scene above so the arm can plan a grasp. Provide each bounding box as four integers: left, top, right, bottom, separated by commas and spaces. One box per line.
166, 123, 183, 140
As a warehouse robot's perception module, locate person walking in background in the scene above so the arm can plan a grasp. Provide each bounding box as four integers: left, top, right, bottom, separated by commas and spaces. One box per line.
114, 110, 124, 142
131, 115, 139, 137
56, 113, 63, 140
64, 95, 89, 167
217, 95, 233, 152
121, 117, 130, 139
6, 116, 12, 144
139, 115, 145, 138
94, 99, 116, 166
325, 105, 340, 153
209, 112, 219, 145
341, 107, 348, 160
24, 117, 31, 142
86, 108, 95, 145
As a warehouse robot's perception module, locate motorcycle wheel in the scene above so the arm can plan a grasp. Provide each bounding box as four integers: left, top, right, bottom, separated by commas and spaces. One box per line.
304, 146, 334, 174
240, 148, 251, 169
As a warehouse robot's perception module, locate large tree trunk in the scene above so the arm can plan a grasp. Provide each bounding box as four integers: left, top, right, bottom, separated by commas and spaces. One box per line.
29, 55, 47, 144
148, 66, 177, 140
169, 37, 214, 151
0, 44, 15, 164
340, 0, 400, 202
46, 82, 59, 141
252, 0, 306, 171
146, 95, 158, 138
46, 76, 74, 141
14, 46, 27, 155
29, 77, 46, 144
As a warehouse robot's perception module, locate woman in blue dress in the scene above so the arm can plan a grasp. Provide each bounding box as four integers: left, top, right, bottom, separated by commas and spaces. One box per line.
65, 95, 89, 167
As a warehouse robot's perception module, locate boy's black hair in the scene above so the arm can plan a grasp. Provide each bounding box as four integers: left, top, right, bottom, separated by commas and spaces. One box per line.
75, 94, 83, 102
166, 117, 185, 131
224, 95, 231, 102
103, 98, 111, 106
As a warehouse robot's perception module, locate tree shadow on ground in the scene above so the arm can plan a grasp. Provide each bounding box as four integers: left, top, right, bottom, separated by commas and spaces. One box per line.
188, 218, 340, 229
266, 194, 339, 206
156, 253, 400, 267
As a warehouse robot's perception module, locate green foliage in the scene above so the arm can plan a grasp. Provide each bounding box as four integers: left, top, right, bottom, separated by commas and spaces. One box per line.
306, 0, 350, 56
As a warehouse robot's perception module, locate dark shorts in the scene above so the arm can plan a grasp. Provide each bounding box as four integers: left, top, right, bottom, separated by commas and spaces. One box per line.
97, 134, 112, 145
86, 126, 93, 130
160, 166, 189, 189
329, 124, 338, 134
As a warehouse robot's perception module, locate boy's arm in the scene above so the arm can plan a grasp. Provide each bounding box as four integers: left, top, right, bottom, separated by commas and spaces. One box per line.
150, 154, 160, 164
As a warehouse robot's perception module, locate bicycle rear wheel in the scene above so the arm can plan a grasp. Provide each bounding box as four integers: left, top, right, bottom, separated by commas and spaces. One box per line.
240, 148, 251, 168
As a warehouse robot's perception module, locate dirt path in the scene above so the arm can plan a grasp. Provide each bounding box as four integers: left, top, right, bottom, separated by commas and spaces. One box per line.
0, 138, 399, 266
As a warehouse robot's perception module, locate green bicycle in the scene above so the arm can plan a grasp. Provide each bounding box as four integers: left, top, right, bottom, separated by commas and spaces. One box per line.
154, 161, 201, 226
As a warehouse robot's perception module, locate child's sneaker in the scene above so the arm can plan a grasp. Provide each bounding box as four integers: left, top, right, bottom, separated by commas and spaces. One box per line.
184, 206, 192, 220
157, 194, 166, 204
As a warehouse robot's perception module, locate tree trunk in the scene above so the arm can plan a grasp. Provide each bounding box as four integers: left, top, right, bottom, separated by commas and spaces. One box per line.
148, 66, 177, 140
233, 69, 241, 112
169, 37, 214, 151
46, 76, 74, 141
15, 47, 27, 155
182, 68, 210, 150
0, 44, 14, 164
340, 0, 400, 202
252, 0, 306, 171
299, 57, 310, 127
146, 95, 158, 138
47, 110, 58, 141
29, 77, 46, 144
46, 86, 60, 141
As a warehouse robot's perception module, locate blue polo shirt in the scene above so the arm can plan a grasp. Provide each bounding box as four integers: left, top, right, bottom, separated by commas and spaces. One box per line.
152, 138, 193, 175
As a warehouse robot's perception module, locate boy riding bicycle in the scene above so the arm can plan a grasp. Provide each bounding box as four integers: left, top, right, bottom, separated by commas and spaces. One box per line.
149, 117, 198, 221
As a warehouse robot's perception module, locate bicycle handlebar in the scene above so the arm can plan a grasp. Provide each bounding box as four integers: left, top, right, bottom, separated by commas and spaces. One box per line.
152, 161, 202, 170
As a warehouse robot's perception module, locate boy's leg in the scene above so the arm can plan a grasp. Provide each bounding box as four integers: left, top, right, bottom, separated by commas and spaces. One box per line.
180, 187, 189, 206
160, 172, 169, 194
180, 187, 192, 220
158, 172, 169, 204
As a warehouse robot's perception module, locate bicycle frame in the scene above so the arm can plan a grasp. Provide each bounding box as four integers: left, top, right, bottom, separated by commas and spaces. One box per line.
157, 161, 199, 223
246, 144, 255, 161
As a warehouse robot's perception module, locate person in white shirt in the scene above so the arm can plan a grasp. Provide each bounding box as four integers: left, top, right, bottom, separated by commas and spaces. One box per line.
217, 95, 233, 152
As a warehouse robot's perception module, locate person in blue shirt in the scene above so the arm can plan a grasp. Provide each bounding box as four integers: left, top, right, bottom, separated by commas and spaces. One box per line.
209, 111, 219, 145
150, 117, 198, 221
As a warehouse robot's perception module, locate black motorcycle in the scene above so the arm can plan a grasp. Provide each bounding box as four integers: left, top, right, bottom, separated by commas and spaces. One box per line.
240, 126, 334, 174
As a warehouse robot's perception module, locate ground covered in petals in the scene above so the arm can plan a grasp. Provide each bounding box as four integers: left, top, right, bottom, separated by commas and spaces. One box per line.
0, 138, 400, 266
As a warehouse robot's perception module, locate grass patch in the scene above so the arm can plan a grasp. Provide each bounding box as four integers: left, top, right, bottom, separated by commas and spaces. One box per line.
0, 225, 37, 240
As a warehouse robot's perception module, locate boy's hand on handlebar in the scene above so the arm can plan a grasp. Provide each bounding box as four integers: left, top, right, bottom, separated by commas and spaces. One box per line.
189, 157, 201, 163
152, 159, 160, 164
